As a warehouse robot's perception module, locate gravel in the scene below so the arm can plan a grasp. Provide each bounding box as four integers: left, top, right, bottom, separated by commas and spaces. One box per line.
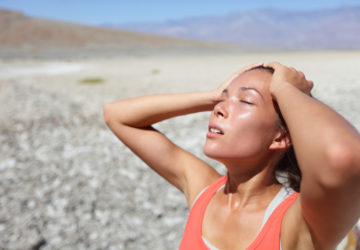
0, 80, 200, 250
1, 52, 359, 250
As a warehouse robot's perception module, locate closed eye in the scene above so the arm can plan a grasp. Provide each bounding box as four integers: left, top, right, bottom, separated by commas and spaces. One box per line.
240, 100, 254, 105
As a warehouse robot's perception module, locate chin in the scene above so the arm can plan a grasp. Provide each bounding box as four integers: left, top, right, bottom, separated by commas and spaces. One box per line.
203, 143, 215, 158
203, 143, 261, 165
203, 145, 229, 161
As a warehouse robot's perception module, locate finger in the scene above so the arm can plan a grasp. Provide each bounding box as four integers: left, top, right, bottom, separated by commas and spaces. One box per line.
227, 63, 265, 84
236, 62, 264, 75
244, 62, 264, 70
289, 67, 298, 73
298, 71, 305, 79
264, 61, 283, 70
308, 80, 314, 89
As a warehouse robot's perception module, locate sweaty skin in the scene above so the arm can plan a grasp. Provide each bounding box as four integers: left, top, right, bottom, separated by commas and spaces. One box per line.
104, 62, 360, 250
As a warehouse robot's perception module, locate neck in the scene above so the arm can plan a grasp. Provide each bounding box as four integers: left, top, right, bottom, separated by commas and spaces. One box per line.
221, 155, 282, 210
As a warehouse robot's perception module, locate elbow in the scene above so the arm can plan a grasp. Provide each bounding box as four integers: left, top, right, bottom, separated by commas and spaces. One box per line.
326, 143, 358, 170
321, 142, 360, 188
103, 103, 115, 127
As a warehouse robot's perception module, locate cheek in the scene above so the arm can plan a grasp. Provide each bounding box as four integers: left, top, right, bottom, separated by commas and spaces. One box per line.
234, 110, 276, 137
230, 114, 274, 153
204, 110, 278, 159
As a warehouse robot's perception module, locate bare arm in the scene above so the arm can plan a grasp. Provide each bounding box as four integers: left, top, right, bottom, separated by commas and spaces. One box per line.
267, 62, 360, 248
103, 64, 261, 207
103, 91, 220, 207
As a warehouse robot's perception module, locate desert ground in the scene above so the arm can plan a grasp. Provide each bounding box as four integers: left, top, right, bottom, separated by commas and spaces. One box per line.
0, 51, 359, 249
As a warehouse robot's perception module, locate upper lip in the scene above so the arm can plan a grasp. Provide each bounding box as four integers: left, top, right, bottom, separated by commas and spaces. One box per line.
208, 123, 224, 134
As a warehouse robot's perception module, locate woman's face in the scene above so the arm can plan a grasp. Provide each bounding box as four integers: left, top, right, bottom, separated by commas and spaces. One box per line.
204, 69, 281, 164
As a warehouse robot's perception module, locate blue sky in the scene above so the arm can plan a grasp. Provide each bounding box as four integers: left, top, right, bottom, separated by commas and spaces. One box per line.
0, 0, 360, 25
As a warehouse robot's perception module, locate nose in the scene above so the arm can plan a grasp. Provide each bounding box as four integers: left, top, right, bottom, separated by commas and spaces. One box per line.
214, 101, 228, 118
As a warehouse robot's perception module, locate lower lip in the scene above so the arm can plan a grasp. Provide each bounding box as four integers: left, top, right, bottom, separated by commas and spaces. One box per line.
206, 131, 223, 138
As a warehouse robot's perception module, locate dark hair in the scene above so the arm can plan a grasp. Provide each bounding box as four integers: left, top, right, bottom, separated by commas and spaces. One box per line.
246, 65, 302, 192
274, 112, 302, 192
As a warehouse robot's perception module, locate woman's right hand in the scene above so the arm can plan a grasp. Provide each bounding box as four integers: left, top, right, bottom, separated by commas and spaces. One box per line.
212, 63, 264, 101
266, 62, 313, 97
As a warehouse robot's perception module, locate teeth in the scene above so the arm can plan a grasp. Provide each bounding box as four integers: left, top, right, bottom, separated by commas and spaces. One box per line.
210, 128, 222, 134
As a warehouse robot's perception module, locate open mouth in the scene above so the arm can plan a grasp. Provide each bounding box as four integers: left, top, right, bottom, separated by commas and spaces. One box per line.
209, 127, 224, 135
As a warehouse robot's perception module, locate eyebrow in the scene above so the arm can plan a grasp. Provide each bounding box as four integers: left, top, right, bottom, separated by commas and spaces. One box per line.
239, 86, 264, 99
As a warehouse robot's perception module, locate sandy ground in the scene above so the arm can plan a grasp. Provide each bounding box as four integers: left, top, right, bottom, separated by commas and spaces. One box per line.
0, 51, 359, 249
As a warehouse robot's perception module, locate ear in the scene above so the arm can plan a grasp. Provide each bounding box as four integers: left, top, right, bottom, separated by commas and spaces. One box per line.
269, 130, 291, 150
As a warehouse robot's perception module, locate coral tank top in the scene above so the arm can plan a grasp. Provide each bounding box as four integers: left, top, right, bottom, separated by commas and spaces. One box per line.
179, 176, 299, 250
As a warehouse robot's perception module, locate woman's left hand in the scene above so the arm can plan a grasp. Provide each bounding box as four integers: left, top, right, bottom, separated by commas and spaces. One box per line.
266, 62, 313, 97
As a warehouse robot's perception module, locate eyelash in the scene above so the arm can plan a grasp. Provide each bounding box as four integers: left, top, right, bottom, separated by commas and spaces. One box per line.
215, 99, 254, 105
240, 100, 254, 105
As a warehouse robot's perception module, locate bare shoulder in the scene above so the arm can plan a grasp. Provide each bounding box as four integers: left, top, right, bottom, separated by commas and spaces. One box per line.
281, 197, 316, 250
181, 152, 221, 208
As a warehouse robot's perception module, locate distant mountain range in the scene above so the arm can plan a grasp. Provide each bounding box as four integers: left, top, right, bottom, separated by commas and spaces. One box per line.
106, 6, 360, 50
0, 9, 248, 58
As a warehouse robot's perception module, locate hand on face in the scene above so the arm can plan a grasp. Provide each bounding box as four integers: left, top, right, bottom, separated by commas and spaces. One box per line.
265, 62, 313, 97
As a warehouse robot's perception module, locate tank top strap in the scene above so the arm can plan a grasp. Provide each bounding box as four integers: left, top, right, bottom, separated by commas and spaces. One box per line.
179, 176, 227, 250
246, 192, 299, 250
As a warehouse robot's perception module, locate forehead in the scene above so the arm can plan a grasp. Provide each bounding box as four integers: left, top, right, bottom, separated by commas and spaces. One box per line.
227, 69, 272, 95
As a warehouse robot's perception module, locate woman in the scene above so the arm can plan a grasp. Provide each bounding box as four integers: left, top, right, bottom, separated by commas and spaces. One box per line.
103, 62, 360, 249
